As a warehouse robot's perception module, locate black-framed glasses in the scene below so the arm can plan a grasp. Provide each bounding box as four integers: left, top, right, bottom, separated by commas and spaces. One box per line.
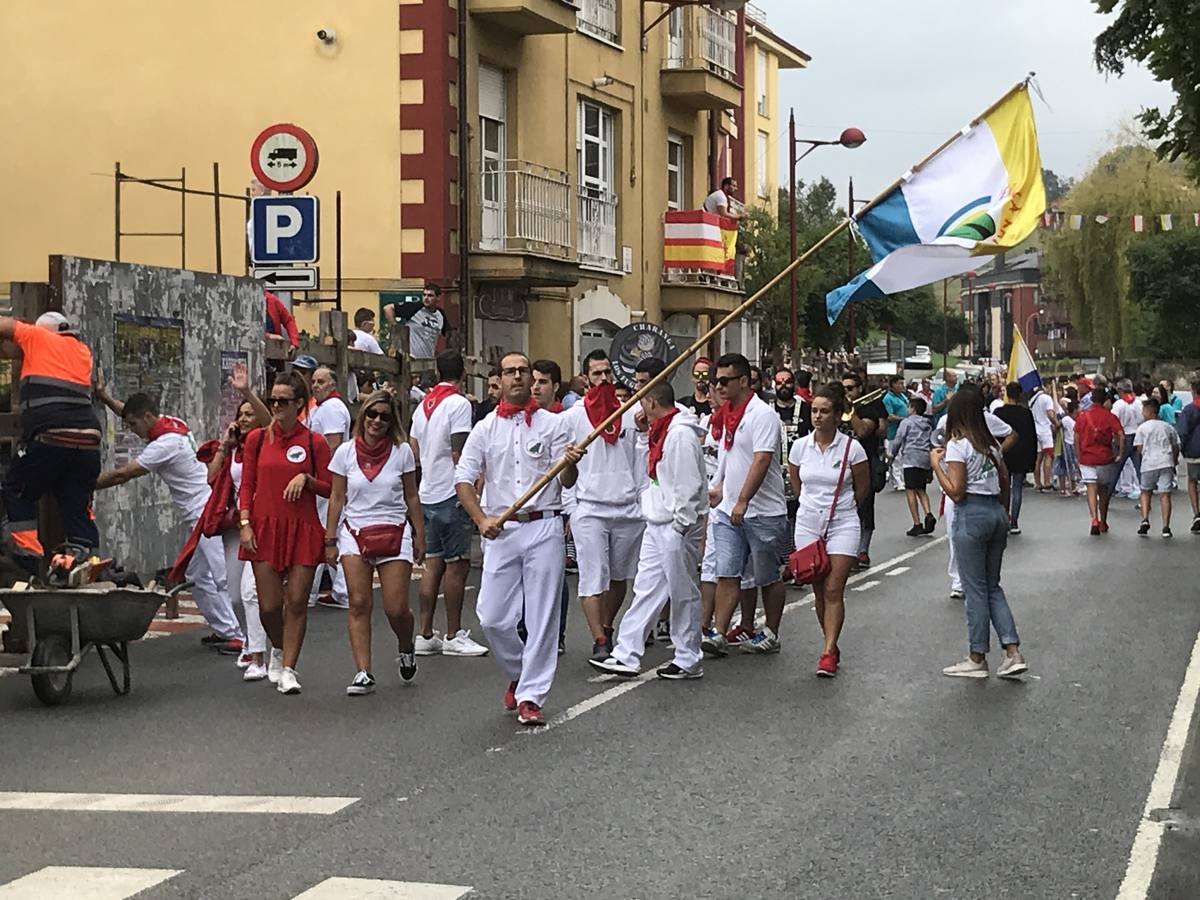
268, 396, 297, 407
501, 366, 531, 377
363, 408, 392, 422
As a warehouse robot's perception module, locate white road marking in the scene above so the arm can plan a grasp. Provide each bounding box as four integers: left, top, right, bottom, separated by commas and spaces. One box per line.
1115, 625, 1200, 899
885, 566, 911, 576
0, 866, 180, 899
293, 877, 472, 899
0, 792, 358, 815
851, 580, 881, 592
528, 537, 950, 736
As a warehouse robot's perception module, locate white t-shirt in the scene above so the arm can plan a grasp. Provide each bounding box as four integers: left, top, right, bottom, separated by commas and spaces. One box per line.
1134, 418, 1180, 471
352, 329, 383, 355
945, 437, 1001, 496
716, 395, 787, 519
788, 431, 867, 520
410, 390, 474, 505
1029, 391, 1056, 437
328, 440, 416, 530
1113, 397, 1144, 435
1061, 415, 1076, 447
308, 397, 351, 443
702, 189, 730, 214
137, 431, 209, 521
933, 411, 1012, 448
988, 398, 1005, 414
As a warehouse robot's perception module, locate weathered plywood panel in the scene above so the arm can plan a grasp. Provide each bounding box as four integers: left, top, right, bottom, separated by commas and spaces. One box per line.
51, 256, 263, 575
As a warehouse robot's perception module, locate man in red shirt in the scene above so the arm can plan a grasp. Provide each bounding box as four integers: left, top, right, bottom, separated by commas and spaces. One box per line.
1074, 387, 1125, 535
264, 291, 299, 354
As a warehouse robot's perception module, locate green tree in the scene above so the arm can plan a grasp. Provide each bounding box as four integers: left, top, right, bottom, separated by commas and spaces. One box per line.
860, 286, 970, 355
1126, 228, 1200, 358
1041, 144, 1200, 359
1043, 168, 1075, 202
1094, 0, 1200, 180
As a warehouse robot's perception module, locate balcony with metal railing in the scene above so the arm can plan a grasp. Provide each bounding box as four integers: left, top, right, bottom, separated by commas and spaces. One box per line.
471, 160, 580, 287
576, 188, 620, 271
576, 0, 618, 43
661, 6, 742, 111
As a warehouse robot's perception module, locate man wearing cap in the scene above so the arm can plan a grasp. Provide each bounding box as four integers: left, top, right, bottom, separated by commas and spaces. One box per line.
0, 312, 103, 576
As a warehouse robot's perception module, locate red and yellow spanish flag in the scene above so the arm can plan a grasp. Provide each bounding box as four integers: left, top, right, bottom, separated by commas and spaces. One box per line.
663, 210, 737, 275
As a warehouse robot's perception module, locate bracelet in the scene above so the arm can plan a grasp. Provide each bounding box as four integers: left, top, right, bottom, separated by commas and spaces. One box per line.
240, 519, 251, 527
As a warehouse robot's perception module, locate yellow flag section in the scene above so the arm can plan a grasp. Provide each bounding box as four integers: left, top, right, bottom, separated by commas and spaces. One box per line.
826, 83, 1046, 322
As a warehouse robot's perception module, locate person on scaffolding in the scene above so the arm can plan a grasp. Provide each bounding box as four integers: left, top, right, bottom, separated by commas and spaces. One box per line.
0, 311, 102, 578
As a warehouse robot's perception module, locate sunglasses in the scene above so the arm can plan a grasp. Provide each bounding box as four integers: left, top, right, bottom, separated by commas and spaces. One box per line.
775, 377, 794, 386
713, 375, 743, 387
267, 396, 297, 407
692, 370, 709, 379
364, 408, 393, 422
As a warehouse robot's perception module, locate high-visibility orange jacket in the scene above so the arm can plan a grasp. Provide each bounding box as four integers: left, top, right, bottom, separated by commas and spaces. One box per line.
13, 321, 101, 439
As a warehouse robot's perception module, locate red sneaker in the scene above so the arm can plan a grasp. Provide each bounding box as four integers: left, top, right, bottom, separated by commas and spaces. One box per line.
1089, 519, 1101, 536
816, 653, 838, 678
216, 638, 244, 655
503, 680, 518, 712
1100, 520, 1110, 533
725, 625, 753, 646
517, 701, 545, 726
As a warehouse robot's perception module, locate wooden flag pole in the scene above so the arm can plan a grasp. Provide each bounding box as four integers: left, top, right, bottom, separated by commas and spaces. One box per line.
493, 217, 852, 526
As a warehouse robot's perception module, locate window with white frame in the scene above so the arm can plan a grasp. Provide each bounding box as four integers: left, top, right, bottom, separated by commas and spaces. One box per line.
756, 49, 768, 116
756, 130, 770, 199
667, 133, 686, 211
578, 0, 618, 44
577, 99, 619, 269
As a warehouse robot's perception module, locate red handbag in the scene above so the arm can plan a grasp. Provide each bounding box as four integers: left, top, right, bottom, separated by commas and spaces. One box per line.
347, 523, 406, 558
788, 434, 853, 585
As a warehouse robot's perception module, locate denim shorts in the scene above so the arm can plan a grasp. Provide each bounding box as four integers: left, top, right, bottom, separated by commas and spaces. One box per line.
711, 508, 788, 589
423, 496, 473, 561
1139, 467, 1175, 494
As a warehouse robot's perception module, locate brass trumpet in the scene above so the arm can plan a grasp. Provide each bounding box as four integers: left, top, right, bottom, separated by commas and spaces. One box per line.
842, 387, 886, 422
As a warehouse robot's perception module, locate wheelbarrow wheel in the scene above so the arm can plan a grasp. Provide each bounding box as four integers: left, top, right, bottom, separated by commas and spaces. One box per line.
30, 635, 73, 706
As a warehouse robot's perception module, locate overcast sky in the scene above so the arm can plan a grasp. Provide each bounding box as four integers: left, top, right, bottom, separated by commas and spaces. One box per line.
759, 0, 1176, 206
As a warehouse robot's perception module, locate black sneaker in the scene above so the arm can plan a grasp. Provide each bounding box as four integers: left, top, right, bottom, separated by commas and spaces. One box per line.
657, 662, 703, 680
923, 513, 937, 534
200, 633, 225, 646
346, 671, 375, 696
590, 637, 611, 662
905, 524, 924, 537
397, 651, 417, 682
1191, 516, 1200, 534
1163, 526, 1173, 539
1138, 519, 1150, 536
557, 635, 566, 656
655, 619, 672, 645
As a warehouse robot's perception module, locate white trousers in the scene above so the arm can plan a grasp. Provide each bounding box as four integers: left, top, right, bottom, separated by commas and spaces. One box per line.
186, 518, 242, 640
570, 506, 645, 597
222, 530, 268, 654
944, 497, 962, 592
613, 521, 704, 673
476, 516, 565, 707
891, 455, 905, 490
309, 496, 348, 604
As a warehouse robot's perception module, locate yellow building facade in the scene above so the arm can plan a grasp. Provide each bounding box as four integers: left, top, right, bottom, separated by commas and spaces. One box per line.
1, 1, 806, 374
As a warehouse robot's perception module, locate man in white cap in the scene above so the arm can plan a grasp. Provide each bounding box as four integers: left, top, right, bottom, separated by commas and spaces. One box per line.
0, 311, 103, 578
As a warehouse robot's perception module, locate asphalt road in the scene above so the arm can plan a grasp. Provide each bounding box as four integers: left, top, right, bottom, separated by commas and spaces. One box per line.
1, 486, 1198, 900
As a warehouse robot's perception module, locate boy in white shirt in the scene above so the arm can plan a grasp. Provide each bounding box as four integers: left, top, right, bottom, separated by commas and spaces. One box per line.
1054, 400, 1079, 497
1134, 397, 1181, 538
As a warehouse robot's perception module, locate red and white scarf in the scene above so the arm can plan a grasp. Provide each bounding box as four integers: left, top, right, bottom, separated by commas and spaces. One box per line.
647, 408, 679, 480
496, 398, 539, 426
421, 382, 459, 419
148, 415, 190, 442
355, 437, 392, 482
708, 394, 752, 450
583, 382, 622, 445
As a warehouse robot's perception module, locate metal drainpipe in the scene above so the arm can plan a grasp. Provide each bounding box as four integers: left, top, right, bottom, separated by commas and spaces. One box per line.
457, 0, 470, 356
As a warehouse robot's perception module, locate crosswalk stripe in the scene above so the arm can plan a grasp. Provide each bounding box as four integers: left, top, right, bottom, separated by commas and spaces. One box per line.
0, 866, 180, 899
851, 580, 881, 592
293, 878, 473, 899
0, 792, 358, 815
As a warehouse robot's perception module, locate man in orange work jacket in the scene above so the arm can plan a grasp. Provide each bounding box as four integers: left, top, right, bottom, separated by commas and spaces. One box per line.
1, 311, 102, 575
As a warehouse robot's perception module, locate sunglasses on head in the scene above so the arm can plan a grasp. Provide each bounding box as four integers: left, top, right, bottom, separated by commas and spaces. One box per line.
268, 396, 296, 407
364, 408, 392, 422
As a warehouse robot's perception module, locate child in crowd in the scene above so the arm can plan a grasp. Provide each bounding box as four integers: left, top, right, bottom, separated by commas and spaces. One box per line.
889, 396, 936, 537
1055, 399, 1079, 497
1135, 397, 1181, 538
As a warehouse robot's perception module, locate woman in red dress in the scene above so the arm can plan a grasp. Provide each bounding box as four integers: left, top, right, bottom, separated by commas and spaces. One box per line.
238, 371, 331, 696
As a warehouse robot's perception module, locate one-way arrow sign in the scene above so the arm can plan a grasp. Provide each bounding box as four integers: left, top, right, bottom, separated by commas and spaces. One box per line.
252, 266, 319, 290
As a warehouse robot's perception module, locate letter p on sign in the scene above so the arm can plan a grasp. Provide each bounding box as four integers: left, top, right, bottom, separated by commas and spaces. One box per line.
250, 196, 320, 264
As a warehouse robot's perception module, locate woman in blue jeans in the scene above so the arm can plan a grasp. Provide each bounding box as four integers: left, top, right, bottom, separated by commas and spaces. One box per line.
931, 392, 1030, 680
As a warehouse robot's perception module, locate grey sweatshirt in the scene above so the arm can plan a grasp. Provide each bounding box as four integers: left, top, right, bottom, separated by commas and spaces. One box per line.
890, 414, 933, 469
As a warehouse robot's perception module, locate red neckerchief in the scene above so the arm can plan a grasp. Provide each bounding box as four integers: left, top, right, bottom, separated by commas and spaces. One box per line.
1121, 391, 1135, 404
421, 382, 459, 419
709, 393, 752, 449
355, 436, 392, 482
546, 401, 564, 414
796, 387, 813, 404
583, 382, 622, 445
497, 398, 539, 426
647, 408, 679, 480
148, 415, 190, 441
317, 390, 343, 406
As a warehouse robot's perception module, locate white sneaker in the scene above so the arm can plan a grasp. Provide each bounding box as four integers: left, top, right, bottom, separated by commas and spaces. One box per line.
243, 663, 268, 682
442, 629, 489, 657
236, 652, 254, 670
277, 667, 302, 694
267, 648, 284, 684
740, 626, 781, 654
414, 632, 443, 656
942, 657, 988, 679
996, 652, 1028, 679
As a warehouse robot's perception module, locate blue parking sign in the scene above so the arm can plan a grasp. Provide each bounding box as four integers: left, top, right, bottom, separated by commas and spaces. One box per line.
251, 196, 319, 264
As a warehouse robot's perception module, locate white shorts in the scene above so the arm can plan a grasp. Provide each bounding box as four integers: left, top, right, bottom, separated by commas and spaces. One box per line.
699, 514, 753, 589
1079, 463, 1119, 486
337, 526, 414, 566
1036, 428, 1054, 452
793, 513, 860, 558
571, 508, 645, 597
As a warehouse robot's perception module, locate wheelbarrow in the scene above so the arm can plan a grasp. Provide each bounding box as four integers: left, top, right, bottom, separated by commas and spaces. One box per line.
0, 584, 187, 706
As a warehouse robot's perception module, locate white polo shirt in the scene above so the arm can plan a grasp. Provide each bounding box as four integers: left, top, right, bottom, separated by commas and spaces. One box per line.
715, 394, 787, 519
788, 431, 867, 520
411, 389, 474, 505
137, 431, 209, 521
455, 408, 568, 517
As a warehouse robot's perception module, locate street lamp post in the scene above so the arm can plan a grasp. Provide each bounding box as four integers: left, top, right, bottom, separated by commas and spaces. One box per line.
788, 111, 864, 355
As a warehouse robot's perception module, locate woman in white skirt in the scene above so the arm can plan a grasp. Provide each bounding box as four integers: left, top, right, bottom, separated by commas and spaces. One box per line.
325, 390, 426, 695
787, 385, 869, 678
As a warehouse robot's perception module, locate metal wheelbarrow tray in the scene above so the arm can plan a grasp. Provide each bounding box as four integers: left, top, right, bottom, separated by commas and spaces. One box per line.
0, 587, 175, 706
